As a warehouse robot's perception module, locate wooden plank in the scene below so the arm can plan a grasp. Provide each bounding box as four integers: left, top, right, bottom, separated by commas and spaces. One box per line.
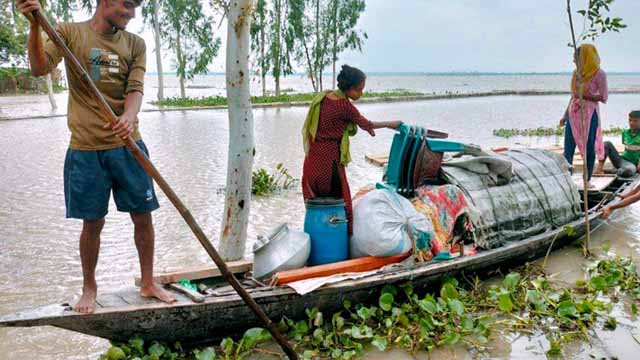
364, 153, 388, 167
95, 293, 129, 308
274, 252, 411, 285
134, 260, 253, 286
169, 283, 205, 303
572, 174, 616, 192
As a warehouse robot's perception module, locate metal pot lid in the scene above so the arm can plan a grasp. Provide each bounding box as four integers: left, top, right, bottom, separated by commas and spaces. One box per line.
252, 223, 288, 253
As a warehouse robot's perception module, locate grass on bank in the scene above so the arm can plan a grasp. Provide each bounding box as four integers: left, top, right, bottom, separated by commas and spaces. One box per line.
0, 67, 66, 95
100, 249, 640, 359
493, 126, 625, 138
152, 90, 424, 107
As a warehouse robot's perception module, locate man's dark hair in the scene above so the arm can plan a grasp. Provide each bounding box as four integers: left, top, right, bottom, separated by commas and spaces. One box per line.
630, 110, 640, 119
337, 65, 366, 92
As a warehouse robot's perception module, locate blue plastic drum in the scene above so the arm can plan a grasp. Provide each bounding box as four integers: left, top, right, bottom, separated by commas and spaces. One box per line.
304, 198, 349, 265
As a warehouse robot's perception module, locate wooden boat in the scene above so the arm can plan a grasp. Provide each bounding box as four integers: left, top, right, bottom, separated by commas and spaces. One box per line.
0, 172, 637, 344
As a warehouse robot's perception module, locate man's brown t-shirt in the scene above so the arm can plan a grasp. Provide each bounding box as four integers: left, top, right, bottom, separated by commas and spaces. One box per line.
44, 21, 145, 150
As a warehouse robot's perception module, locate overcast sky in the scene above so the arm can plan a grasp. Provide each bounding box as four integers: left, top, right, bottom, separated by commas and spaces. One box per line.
109, 0, 640, 73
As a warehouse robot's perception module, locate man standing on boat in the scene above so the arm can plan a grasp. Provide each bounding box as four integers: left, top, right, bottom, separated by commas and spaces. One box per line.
15, 0, 175, 313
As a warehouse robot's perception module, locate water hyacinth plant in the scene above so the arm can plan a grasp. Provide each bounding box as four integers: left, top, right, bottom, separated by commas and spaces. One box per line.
252, 163, 298, 196
493, 126, 624, 138
101, 254, 640, 359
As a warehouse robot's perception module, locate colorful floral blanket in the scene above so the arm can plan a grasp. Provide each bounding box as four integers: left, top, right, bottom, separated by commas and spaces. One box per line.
412, 184, 475, 257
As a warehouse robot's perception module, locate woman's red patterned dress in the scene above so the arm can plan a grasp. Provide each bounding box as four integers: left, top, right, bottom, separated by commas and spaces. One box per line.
302, 97, 374, 236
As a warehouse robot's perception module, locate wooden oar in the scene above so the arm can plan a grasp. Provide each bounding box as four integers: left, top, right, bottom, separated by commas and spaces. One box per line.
31, 10, 298, 359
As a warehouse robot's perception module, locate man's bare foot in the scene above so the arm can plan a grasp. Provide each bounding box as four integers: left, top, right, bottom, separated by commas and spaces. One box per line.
141, 283, 176, 304
74, 287, 97, 314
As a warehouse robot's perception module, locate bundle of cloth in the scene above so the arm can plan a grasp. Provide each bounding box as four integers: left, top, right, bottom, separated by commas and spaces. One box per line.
350, 185, 477, 261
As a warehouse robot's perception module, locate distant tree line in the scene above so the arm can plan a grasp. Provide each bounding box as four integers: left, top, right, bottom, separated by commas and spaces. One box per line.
251, 0, 367, 96
1, 0, 367, 99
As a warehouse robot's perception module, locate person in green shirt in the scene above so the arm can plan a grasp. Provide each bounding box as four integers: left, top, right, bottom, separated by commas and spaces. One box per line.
595, 110, 640, 178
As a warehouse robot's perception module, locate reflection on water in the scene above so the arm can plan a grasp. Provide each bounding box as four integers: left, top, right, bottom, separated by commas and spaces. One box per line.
1, 94, 640, 359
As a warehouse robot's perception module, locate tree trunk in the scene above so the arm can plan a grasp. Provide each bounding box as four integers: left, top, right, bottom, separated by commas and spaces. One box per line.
152, 0, 164, 101
46, 73, 57, 109
315, 0, 321, 91
332, 0, 338, 89
219, 0, 255, 261
176, 33, 186, 98
273, 0, 282, 97
260, 21, 266, 97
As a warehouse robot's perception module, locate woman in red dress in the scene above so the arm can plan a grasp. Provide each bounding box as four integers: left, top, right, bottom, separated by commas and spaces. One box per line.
302, 65, 401, 236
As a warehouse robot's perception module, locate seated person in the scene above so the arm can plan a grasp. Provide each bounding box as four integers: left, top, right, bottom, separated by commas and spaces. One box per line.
595, 110, 640, 177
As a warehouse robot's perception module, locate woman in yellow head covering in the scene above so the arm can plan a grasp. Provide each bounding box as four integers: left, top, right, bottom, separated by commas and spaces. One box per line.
560, 44, 608, 184
301, 65, 401, 236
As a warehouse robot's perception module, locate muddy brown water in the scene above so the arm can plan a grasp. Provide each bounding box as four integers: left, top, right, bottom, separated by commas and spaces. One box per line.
1, 94, 640, 359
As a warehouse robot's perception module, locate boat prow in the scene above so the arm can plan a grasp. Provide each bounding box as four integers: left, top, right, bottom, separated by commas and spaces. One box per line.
0, 303, 72, 328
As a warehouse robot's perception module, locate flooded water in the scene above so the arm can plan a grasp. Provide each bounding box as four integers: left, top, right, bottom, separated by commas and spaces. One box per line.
2, 72, 640, 120
1, 93, 640, 359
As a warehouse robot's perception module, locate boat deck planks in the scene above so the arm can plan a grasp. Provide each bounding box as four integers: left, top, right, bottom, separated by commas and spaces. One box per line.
572, 174, 616, 192
364, 153, 389, 167
134, 259, 253, 286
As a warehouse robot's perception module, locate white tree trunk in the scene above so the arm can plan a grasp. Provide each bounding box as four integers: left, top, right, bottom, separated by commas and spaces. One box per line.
219, 0, 255, 261
45, 73, 57, 109
152, 0, 164, 101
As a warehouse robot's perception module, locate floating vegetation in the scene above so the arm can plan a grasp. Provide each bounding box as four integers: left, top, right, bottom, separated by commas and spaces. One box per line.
153, 90, 424, 107
101, 255, 640, 359
252, 163, 298, 196
493, 126, 624, 138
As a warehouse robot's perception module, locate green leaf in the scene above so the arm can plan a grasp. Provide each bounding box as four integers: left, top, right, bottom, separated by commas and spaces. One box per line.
442, 332, 461, 345
220, 338, 234, 355
357, 306, 371, 321
241, 327, 272, 349
419, 317, 435, 332
557, 300, 577, 318
418, 295, 437, 314
379, 293, 394, 312
448, 299, 465, 316
193, 347, 216, 360
604, 317, 617, 330
332, 313, 345, 329
371, 336, 388, 351
440, 283, 459, 300
503, 273, 521, 290
564, 225, 575, 236
590, 276, 607, 291
343, 299, 352, 309
547, 340, 562, 357
128, 337, 144, 354
148, 343, 165, 357
461, 316, 474, 330
526, 289, 542, 305
498, 293, 514, 312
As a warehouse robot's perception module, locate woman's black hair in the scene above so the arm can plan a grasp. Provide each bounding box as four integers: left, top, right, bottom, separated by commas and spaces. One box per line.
337, 65, 366, 92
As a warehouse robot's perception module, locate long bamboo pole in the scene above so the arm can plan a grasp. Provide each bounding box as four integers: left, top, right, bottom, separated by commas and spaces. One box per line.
30, 10, 298, 359
566, 0, 591, 256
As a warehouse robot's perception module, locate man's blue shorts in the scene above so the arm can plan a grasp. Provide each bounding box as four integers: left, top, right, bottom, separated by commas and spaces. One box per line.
63, 140, 160, 220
